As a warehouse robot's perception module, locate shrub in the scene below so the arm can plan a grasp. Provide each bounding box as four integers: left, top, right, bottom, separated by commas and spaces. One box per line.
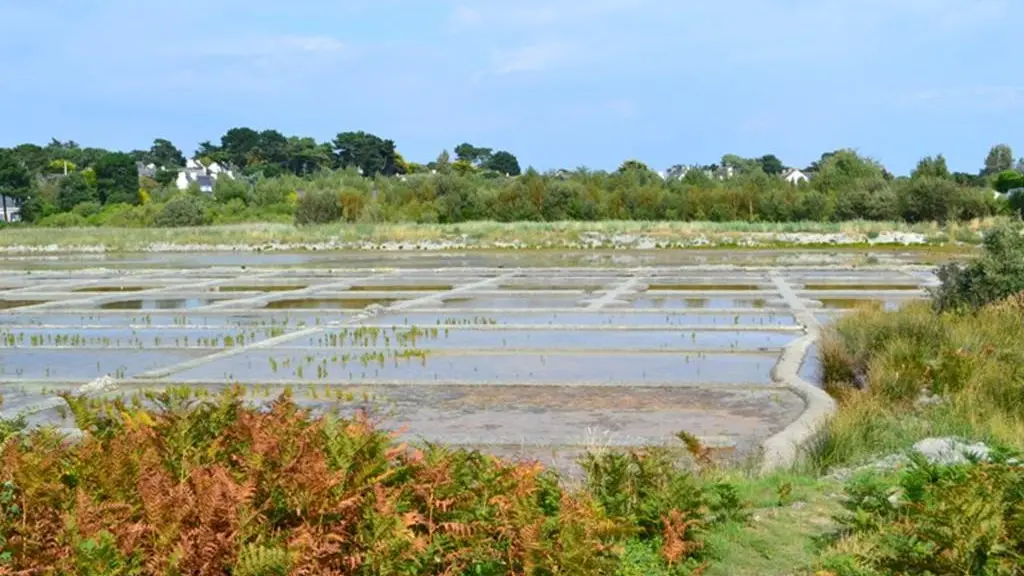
56, 172, 98, 212
821, 454, 1024, 575
1008, 189, 1024, 217
897, 176, 960, 223
88, 203, 158, 227
155, 195, 208, 227
71, 201, 102, 218
933, 222, 1024, 312
294, 189, 341, 225
213, 177, 251, 205
37, 212, 88, 228
0, 388, 740, 574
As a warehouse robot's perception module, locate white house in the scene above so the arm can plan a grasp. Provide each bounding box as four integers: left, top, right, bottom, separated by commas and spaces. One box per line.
176, 159, 235, 193
782, 168, 809, 185
0, 195, 20, 223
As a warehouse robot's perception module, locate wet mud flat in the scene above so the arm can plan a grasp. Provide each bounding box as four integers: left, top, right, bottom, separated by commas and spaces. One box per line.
0, 252, 937, 472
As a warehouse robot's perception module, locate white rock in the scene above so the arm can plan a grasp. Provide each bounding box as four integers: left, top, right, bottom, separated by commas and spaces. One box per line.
78, 375, 118, 394
912, 437, 992, 465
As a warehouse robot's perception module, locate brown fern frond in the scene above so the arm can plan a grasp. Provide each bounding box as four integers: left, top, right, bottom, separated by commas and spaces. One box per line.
661, 509, 705, 565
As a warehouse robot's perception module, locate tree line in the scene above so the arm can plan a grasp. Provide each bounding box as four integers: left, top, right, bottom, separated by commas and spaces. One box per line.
0, 130, 1022, 227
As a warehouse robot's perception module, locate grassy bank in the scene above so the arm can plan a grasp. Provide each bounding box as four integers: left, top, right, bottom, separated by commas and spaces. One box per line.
812, 300, 1024, 471
0, 218, 1002, 252
801, 224, 1024, 574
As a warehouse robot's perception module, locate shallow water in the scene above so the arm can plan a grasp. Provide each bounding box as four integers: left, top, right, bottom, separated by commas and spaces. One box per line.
214, 284, 309, 292
264, 297, 399, 310
0, 256, 945, 469
99, 298, 224, 310
627, 297, 776, 310
172, 350, 779, 385
306, 328, 797, 351
0, 349, 212, 379
370, 311, 798, 327
0, 300, 45, 310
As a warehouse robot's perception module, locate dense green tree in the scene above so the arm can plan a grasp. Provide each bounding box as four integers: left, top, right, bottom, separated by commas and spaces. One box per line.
0, 148, 32, 221
681, 167, 713, 187
148, 138, 186, 168
720, 154, 759, 174
483, 150, 521, 176
994, 170, 1024, 194
983, 144, 1014, 176
911, 155, 951, 180
11, 144, 50, 174
757, 154, 785, 175
56, 172, 98, 212
453, 143, 493, 166
195, 140, 221, 162
813, 150, 886, 193
285, 137, 333, 175
899, 177, 961, 223
617, 160, 652, 173
255, 129, 289, 167
43, 139, 107, 170
332, 131, 401, 177
952, 172, 986, 187
154, 169, 177, 187
219, 127, 262, 168
93, 152, 139, 205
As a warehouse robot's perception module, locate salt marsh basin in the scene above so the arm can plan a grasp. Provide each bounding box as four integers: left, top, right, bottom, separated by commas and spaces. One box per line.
0, 251, 938, 470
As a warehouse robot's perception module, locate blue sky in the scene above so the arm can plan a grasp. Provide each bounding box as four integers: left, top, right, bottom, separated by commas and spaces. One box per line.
1, 0, 1021, 175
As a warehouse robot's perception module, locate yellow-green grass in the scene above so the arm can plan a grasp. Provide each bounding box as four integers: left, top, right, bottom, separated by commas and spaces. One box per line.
809, 300, 1024, 472
0, 218, 1004, 252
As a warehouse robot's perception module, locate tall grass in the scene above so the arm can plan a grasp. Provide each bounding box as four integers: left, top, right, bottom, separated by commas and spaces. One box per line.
0, 218, 1005, 252
808, 299, 1024, 472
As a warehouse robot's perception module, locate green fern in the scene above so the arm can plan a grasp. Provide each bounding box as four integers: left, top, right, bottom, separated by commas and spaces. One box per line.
232, 543, 292, 576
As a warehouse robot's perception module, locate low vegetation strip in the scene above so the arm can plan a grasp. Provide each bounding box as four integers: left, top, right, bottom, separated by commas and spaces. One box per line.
0, 219, 999, 253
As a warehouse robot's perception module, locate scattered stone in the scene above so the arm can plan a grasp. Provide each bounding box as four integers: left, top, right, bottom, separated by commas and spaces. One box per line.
828, 437, 1000, 481
78, 375, 118, 395
0, 230, 949, 254
912, 437, 991, 465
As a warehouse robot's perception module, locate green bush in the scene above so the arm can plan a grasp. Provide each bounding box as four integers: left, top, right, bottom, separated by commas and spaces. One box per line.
37, 212, 89, 228
71, 201, 102, 218
897, 176, 961, 223
1008, 189, 1024, 217
88, 203, 157, 227
213, 178, 251, 205
822, 454, 1024, 575
933, 222, 1024, 312
56, 172, 98, 212
294, 189, 340, 225
155, 195, 208, 227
